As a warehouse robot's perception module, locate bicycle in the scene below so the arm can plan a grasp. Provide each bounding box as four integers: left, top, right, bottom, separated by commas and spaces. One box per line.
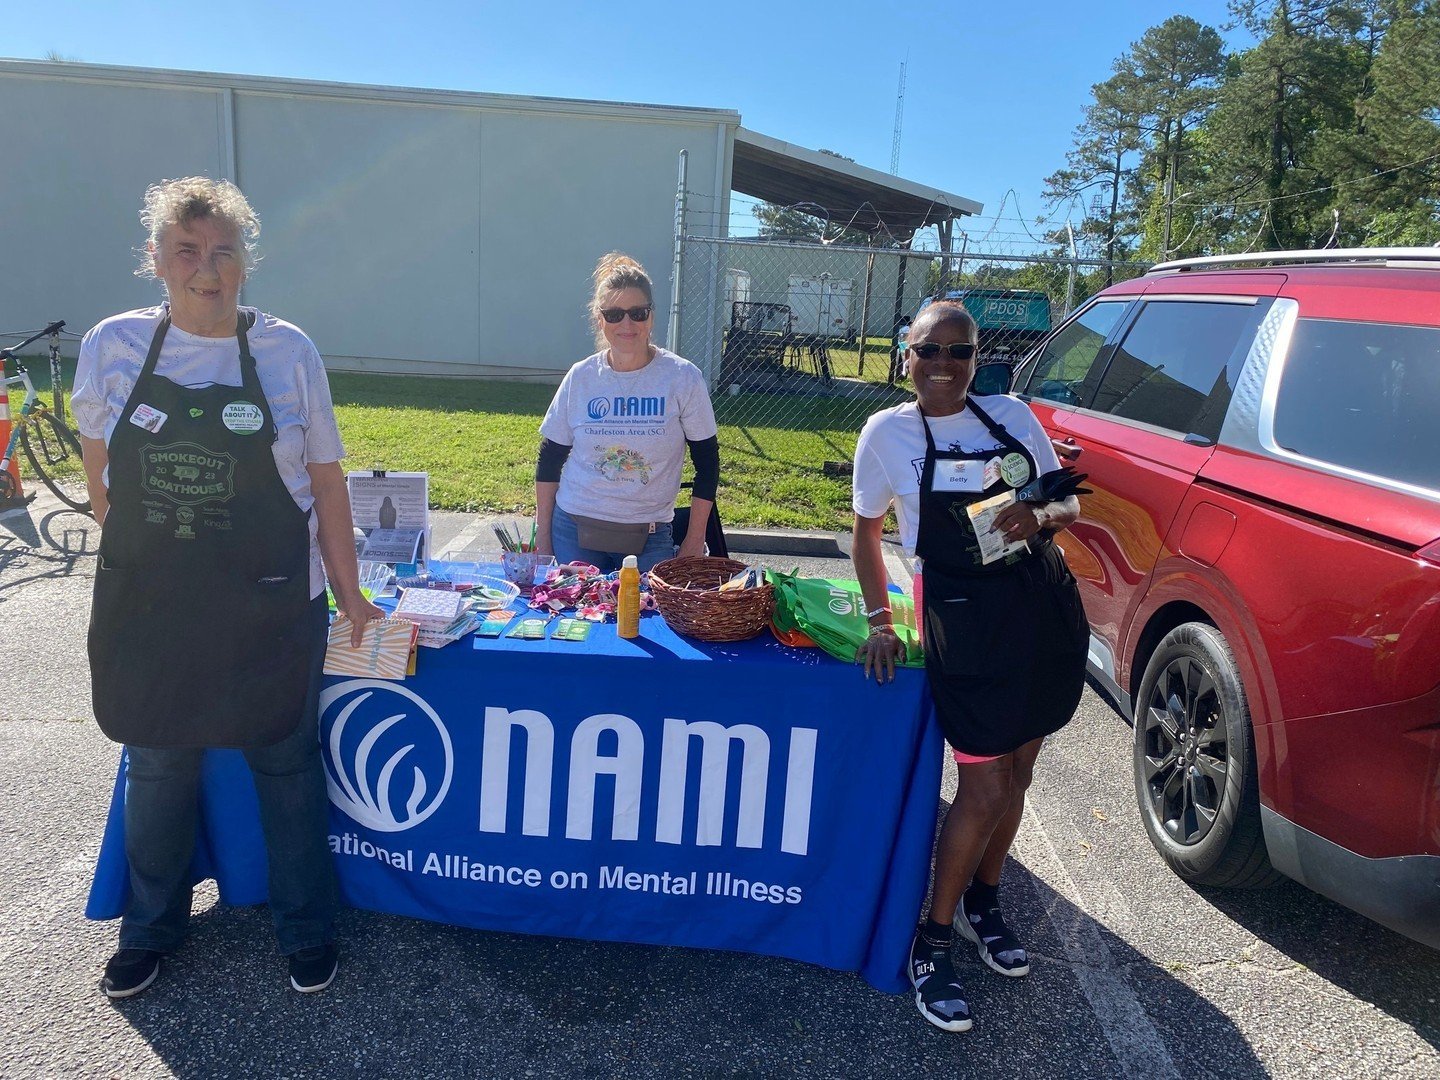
1, 320, 92, 514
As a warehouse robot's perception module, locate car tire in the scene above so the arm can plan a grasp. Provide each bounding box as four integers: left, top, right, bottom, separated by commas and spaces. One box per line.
1132, 623, 1281, 889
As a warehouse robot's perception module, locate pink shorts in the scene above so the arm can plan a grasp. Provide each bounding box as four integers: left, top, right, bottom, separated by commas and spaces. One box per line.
953, 747, 1003, 765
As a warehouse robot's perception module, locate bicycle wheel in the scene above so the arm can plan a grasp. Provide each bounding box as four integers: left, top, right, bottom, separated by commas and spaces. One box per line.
19, 411, 92, 514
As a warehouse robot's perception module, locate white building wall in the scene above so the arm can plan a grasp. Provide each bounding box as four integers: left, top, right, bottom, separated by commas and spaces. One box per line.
0, 61, 734, 377
0, 74, 232, 341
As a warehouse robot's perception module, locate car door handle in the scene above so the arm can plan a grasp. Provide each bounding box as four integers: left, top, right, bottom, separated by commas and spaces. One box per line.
1053, 437, 1083, 460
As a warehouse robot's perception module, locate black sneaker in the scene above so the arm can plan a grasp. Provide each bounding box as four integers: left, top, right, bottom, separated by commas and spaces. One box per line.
288, 943, 339, 993
101, 949, 162, 1000
908, 932, 973, 1032
956, 895, 1030, 977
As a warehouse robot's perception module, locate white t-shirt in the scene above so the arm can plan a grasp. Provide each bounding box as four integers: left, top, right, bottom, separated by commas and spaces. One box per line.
72, 304, 345, 598
539, 348, 719, 524
852, 396, 1063, 556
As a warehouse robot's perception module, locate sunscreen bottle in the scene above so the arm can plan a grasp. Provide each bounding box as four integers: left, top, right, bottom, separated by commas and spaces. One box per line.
617, 555, 641, 639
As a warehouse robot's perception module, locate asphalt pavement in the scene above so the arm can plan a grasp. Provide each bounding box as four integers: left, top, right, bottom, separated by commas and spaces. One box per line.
2, 490, 1437, 1079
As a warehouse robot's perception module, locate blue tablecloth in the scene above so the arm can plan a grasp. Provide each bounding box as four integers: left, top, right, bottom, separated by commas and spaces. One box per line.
87, 605, 942, 993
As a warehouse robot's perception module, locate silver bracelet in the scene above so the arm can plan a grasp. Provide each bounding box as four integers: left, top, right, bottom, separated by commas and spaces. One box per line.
863, 604, 892, 619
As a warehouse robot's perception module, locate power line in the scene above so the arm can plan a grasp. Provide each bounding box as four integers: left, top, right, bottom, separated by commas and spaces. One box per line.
1173, 150, 1440, 212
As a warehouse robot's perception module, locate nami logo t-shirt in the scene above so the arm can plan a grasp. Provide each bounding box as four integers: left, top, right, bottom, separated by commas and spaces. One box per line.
540, 348, 718, 524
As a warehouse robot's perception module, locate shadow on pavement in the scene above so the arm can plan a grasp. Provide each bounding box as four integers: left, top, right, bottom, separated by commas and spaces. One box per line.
98, 851, 1267, 1077
0, 505, 97, 596
1198, 878, 1440, 1052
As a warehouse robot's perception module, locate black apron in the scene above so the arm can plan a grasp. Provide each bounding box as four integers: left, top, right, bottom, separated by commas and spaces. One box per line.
88, 313, 314, 749
914, 397, 1088, 757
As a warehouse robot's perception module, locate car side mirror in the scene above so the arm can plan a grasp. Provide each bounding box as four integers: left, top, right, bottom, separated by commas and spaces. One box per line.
972, 362, 1013, 396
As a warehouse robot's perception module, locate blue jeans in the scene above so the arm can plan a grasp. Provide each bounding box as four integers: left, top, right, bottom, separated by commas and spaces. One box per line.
551, 504, 675, 573
119, 595, 336, 956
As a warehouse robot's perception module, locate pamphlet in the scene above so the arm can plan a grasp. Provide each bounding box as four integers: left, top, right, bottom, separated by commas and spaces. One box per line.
964, 490, 1030, 565
348, 471, 430, 565
553, 618, 592, 642
360, 528, 425, 564
510, 618, 549, 641
323, 617, 418, 681
475, 610, 517, 638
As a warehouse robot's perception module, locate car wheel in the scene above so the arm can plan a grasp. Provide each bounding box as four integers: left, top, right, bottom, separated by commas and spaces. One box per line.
1132, 623, 1281, 889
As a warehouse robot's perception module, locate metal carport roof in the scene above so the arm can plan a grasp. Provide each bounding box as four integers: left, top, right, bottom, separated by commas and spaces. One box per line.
732, 128, 982, 241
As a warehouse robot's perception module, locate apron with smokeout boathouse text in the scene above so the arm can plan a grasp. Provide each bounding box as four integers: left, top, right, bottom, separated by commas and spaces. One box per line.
913, 395, 1088, 757
88, 313, 313, 749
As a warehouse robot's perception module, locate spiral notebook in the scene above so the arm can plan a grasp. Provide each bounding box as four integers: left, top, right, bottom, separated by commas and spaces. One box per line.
323, 616, 418, 680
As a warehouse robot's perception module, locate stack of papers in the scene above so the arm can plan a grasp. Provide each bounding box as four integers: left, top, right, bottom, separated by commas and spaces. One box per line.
392, 587, 468, 631
416, 609, 483, 649
323, 617, 418, 681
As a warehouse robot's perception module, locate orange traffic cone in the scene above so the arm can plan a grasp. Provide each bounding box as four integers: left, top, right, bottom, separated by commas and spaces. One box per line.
0, 383, 24, 501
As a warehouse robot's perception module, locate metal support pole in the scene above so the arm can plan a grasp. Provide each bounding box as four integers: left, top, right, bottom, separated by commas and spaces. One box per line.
889, 239, 912, 387
857, 247, 875, 377
936, 219, 953, 296
667, 150, 688, 354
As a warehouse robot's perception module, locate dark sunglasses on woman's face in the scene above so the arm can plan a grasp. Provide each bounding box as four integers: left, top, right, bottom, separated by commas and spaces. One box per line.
908, 341, 977, 361
600, 305, 653, 324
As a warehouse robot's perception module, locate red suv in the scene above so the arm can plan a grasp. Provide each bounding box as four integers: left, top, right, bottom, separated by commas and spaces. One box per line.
996, 249, 1440, 949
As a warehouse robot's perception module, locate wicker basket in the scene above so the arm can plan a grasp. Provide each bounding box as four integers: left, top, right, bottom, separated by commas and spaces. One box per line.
648, 556, 775, 643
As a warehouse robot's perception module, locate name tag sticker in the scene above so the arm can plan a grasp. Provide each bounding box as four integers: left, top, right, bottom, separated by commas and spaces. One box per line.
931, 459, 986, 492
129, 404, 168, 433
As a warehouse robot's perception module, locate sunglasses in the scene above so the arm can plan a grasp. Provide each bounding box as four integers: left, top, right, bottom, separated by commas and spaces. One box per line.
908, 341, 978, 361
600, 305, 653, 324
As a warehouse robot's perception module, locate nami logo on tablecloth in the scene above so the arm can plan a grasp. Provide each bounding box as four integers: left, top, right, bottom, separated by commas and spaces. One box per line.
320, 680, 454, 832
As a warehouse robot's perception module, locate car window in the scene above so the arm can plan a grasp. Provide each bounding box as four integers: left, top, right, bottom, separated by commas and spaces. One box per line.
1021, 301, 1128, 406
1273, 318, 1440, 492
1090, 300, 1255, 439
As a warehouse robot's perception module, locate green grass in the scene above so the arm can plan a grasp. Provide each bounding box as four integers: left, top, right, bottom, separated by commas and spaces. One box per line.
9, 353, 893, 531
823, 336, 902, 384
331, 371, 890, 531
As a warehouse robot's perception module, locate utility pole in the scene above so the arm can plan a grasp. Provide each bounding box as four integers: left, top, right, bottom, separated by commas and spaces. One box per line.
1162, 151, 1175, 253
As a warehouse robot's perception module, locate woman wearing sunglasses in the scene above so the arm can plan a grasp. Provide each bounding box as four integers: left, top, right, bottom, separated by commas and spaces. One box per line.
849, 300, 1088, 1033
534, 253, 720, 572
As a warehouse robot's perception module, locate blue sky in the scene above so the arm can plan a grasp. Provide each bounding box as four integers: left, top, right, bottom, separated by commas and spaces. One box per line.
7, 0, 1242, 249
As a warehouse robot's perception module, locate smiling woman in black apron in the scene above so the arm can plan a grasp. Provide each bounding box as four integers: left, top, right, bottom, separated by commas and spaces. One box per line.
72, 177, 382, 1000
850, 301, 1088, 1033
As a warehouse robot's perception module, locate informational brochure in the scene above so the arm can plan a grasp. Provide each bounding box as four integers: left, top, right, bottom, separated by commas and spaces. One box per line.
348, 471, 430, 564
965, 490, 1030, 565
360, 528, 425, 564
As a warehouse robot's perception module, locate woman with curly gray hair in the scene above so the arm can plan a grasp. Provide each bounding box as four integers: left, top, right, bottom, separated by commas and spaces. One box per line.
72, 176, 381, 999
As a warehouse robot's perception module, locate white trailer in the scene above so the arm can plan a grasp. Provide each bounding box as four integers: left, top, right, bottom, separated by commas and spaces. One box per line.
724, 268, 752, 309
787, 275, 854, 338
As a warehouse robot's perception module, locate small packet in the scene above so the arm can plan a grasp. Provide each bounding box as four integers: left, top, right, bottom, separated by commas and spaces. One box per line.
511, 618, 549, 641
475, 611, 516, 638
554, 618, 591, 642
718, 566, 760, 592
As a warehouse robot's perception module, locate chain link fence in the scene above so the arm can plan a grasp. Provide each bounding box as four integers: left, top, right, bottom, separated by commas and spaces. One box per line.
673, 234, 1146, 520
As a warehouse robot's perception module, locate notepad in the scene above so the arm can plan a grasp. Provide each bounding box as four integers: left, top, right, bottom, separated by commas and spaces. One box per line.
324, 617, 418, 680
392, 586, 468, 630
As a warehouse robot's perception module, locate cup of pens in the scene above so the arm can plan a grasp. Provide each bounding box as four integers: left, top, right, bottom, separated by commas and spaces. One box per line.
495, 521, 552, 592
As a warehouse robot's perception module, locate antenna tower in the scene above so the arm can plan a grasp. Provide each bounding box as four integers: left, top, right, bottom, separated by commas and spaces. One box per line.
890, 60, 906, 175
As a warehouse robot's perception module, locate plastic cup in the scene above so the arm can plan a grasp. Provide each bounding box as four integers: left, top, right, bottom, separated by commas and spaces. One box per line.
501, 550, 554, 591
